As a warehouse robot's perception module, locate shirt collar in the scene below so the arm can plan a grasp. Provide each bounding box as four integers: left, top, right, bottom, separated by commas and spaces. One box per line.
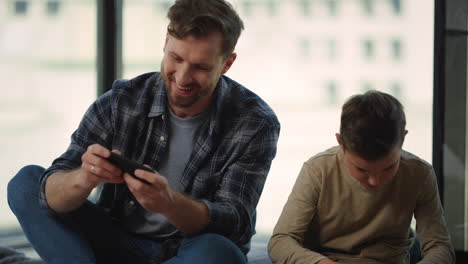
148, 74, 168, 118
209, 76, 229, 135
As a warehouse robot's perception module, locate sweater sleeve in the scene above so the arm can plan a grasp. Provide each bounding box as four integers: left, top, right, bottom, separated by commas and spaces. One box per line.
268, 162, 327, 264
414, 167, 455, 264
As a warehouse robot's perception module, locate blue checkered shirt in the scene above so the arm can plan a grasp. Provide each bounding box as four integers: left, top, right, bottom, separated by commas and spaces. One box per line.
39, 72, 280, 253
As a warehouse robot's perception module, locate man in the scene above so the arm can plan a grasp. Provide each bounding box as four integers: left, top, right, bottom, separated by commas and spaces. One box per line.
268, 90, 454, 263
8, 1, 280, 263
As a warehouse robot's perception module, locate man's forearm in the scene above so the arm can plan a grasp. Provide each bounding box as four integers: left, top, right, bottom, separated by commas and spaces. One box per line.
45, 169, 95, 213
164, 192, 209, 236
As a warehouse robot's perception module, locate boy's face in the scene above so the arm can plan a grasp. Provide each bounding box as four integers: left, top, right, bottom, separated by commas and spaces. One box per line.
342, 145, 402, 191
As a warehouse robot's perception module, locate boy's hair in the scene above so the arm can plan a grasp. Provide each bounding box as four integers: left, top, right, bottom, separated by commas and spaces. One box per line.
167, 0, 244, 58
339, 90, 406, 161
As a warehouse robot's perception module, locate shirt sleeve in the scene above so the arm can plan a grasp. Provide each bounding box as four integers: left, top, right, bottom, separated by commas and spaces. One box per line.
38, 90, 115, 213
201, 118, 280, 250
414, 167, 456, 264
268, 162, 327, 264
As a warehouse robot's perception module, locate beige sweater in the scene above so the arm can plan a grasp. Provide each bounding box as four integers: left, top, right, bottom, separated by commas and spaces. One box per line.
268, 146, 455, 264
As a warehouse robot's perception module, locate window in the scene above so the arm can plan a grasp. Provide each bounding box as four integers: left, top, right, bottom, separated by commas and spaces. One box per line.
12, 0, 28, 15
389, 0, 402, 15
361, 81, 375, 92
438, 5, 468, 251
157, 0, 171, 13
390, 82, 403, 102
120, 0, 434, 237
266, 0, 278, 17
299, 37, 312, 59
325, 0, 339, 17
362, 38, 375, 60
0, 0, 428, 243
391, 38, 403, 61
46, 0, 61, 16
0, 0, 96, 233
0, 0, 435, 253
297, 0, 312, 17
327, 38, 337, 61
241, 0, 253, 17
361, 0, 374, 16
325, 80, 339, 105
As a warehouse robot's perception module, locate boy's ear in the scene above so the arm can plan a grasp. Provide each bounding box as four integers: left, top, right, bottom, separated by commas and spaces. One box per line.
336, 133, 344, 151
400, 129, 408, 146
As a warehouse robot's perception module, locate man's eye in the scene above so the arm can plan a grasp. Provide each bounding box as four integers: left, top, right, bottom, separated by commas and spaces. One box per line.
196, 66, 210, 71
169, 54, 182, 62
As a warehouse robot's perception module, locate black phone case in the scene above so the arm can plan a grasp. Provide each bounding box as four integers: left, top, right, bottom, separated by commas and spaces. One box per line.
107, 153, 153, 184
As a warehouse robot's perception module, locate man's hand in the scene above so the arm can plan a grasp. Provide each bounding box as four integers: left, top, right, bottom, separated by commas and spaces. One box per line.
317, 259, 338, 264
46, 144, 123, 213
124, 168, 175, 214
79, 144, 124, 188
124, 169, 209, 235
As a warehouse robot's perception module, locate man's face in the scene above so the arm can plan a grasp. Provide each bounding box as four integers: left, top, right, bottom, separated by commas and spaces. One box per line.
342, 146, 401, 191
161, 31, 236, 118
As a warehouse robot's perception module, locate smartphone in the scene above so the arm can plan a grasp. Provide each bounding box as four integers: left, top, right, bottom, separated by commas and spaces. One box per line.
106, 153, 154, 184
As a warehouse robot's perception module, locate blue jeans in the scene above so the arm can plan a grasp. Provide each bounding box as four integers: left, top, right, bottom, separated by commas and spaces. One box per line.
409, 229, 422, 264
8, 165, 247, 264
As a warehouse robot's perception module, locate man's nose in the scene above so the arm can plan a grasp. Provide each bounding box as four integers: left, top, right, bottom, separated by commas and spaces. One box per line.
175, 64, 193, 86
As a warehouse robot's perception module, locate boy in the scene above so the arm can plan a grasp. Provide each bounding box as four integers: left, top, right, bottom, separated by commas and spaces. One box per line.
268, 90, 454, 263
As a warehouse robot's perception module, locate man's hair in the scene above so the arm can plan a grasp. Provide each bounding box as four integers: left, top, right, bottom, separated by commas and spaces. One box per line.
339, 90, 406, 161
167, 0, 244, 58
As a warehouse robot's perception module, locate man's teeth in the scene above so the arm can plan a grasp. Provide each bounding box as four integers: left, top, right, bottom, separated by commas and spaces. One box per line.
177, 85, 192, 91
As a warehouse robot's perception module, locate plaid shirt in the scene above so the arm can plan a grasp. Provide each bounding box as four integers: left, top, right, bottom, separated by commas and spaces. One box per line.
39, 72, 280, 253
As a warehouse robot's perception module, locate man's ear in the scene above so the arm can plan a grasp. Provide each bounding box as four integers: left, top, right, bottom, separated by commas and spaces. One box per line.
163, 33, 169, 52
336, 133, 344, 151
221, 53, 237, 74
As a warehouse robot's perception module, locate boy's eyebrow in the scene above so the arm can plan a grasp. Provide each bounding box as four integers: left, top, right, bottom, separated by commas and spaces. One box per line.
383, 160, 398, 171
349, 159, 367, 172
351, 159, 398, 172
355, 165, 367, 172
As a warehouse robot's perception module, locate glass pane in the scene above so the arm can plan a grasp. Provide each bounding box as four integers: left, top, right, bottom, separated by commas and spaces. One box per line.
443, 34, 468, 251
122, 0, 433, 236
0, 0, 96, 231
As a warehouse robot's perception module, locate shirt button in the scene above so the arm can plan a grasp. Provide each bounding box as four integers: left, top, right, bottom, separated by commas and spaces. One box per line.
160, 136, 165, 141
129, 200, 135, 206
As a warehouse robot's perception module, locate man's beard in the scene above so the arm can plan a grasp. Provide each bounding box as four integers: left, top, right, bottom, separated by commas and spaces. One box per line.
160, 62, 215, 109
161, 64, 201, 109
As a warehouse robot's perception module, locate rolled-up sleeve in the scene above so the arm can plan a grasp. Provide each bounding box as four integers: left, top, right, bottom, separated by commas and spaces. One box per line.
38, 91, 115, 212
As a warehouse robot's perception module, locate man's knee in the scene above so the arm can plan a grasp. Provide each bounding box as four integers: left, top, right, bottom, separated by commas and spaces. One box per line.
7, 165, 45, 213
180, 233, 246, 263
